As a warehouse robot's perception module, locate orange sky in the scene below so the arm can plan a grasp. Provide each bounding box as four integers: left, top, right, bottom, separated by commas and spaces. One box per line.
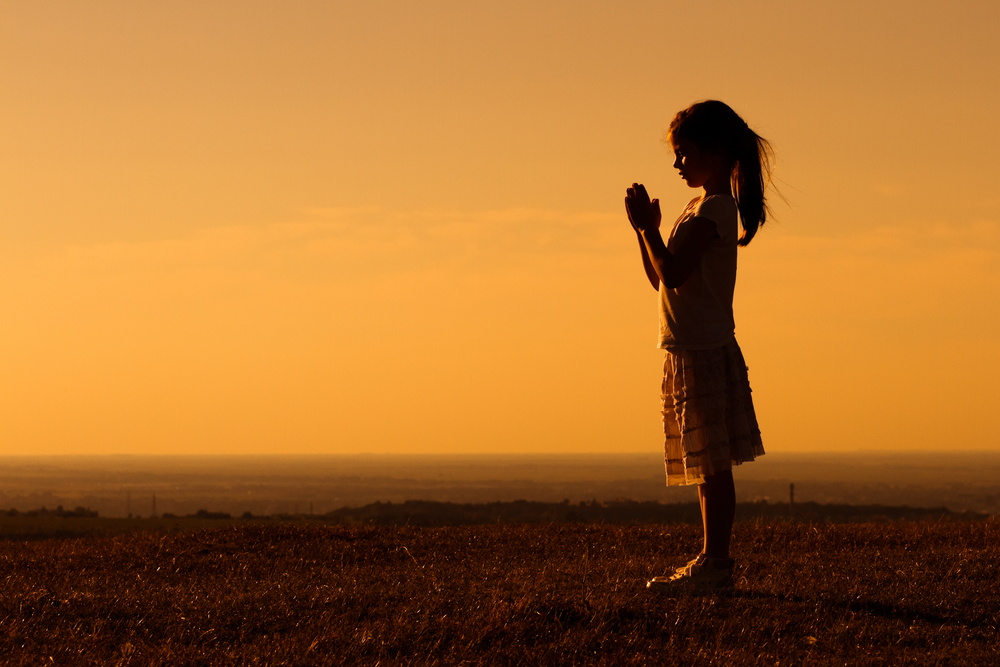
2, 1, 998, 455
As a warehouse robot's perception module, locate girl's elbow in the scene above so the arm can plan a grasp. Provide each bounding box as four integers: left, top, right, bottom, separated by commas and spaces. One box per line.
660, 265, 694, 289
661, 274, 686, 289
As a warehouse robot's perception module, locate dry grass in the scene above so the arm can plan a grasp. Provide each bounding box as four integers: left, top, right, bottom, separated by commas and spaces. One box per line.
0, 521, 997, 665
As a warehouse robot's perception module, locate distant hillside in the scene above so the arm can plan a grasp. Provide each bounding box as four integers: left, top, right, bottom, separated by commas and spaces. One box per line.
322, 499, 990, 526
0, 499, 989, 541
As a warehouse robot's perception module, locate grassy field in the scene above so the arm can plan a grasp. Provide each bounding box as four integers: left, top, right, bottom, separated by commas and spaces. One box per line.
0, 520, 997, 666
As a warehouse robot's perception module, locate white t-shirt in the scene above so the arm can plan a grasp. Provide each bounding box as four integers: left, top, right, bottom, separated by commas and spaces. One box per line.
658, 194, 739, 351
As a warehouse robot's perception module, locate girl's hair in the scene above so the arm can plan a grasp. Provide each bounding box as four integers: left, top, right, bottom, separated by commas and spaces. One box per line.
667, 100, 775, 246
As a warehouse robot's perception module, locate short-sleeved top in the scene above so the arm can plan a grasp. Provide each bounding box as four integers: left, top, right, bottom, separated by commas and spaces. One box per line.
658, 194, 739, 351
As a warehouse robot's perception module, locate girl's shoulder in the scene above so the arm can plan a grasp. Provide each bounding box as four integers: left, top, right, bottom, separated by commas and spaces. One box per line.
694, 194, 738, 221
692, 194, 739, 244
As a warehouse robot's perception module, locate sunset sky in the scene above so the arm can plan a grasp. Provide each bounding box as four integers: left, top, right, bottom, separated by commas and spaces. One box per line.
2, 1, 998, 456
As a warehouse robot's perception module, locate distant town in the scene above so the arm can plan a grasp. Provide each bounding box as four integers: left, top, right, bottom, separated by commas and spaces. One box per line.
0, 451, 996, 519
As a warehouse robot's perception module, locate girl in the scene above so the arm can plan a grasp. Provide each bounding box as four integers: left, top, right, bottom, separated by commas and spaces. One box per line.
625, 100, 773, 593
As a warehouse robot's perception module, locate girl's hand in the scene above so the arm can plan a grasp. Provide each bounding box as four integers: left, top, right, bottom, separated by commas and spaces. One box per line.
625, 183, 661, 232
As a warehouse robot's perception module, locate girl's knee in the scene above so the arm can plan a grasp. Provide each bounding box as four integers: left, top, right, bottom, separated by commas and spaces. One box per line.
702, 470, 734, 486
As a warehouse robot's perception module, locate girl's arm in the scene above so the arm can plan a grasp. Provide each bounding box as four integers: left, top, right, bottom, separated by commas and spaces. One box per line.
635, 231, 660, 291
625, 185, 662, 291
626, 183, 715, 289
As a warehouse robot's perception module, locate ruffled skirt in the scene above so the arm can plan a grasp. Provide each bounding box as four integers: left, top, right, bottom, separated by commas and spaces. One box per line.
661, 338, 764, 486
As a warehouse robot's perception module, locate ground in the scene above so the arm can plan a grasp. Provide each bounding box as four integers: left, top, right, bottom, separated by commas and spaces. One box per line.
0, 521, 997, 665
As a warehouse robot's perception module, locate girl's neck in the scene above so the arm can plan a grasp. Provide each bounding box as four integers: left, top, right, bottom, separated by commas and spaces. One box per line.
701, 173, 732, 197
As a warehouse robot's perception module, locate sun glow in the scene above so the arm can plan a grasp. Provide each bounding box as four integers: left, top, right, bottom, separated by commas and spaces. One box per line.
2, 1, 998, 454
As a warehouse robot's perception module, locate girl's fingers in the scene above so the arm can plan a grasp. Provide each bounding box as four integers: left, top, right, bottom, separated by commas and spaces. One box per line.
626, 184, 656, 231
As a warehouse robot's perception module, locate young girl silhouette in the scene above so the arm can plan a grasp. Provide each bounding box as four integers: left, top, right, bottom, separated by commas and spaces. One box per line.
625, 100, 772, 592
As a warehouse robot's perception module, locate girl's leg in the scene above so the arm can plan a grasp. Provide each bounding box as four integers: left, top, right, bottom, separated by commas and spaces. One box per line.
698, 470, 735, 559
648, 469, 736, 592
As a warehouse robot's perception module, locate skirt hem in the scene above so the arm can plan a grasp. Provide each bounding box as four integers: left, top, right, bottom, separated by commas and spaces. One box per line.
661, 338, 764, 487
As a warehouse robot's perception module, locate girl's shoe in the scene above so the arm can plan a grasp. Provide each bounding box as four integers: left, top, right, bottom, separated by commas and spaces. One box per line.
674, 554, 704, 574
647, 555, 734, 593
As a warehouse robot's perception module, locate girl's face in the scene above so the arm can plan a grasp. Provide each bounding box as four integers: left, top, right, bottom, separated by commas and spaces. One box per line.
671, 137, 726, 191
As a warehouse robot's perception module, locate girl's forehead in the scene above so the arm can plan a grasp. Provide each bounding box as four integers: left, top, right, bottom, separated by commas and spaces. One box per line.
671, 137, 699, 153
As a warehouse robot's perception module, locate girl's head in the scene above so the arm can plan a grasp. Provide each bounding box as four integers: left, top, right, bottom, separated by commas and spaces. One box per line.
667, 100, 775, 246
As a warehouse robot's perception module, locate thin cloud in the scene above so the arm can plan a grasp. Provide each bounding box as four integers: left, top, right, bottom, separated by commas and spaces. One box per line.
14, 208, 629, 282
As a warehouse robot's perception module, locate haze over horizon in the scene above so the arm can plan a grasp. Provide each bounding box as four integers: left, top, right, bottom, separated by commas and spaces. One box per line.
2, 450, 999, 517
2, 1, 998, 456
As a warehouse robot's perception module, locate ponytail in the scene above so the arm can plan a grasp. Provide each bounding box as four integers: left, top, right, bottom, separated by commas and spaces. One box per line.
732, 126, 774, 246
667, 101, 775, 246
